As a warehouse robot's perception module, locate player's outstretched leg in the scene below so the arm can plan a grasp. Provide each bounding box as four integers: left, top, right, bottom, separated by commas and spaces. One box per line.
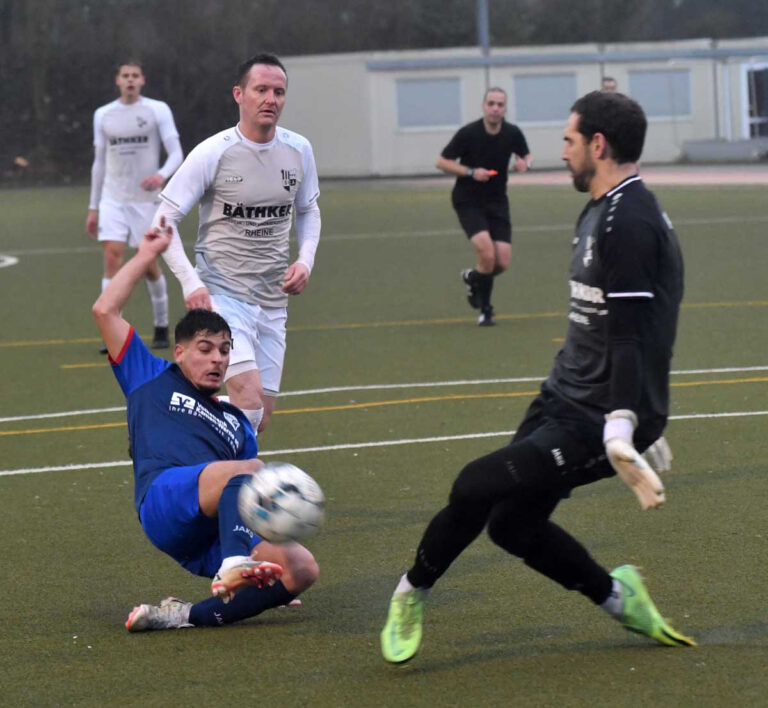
211, 556, 283, 603
126, 597, 193, 632
380, 577, 427, 663
610, 565, 696, 646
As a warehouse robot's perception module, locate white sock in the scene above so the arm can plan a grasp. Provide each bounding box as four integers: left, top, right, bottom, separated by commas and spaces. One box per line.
394, 573, 431, 598
145, 274, 169, 327
600, 579, 624, 619
243, 407, 264, 431
395, 573, 415, 594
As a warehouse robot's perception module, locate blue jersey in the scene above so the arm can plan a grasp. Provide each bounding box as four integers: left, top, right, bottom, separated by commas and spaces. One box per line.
110, 329, 258, 511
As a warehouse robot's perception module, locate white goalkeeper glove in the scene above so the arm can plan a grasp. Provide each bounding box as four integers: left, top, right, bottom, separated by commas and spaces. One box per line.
643, 436, 673, 474
603, 410, 665, 510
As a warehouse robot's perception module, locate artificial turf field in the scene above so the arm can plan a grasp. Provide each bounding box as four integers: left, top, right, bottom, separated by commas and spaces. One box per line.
0, 178, 766, 706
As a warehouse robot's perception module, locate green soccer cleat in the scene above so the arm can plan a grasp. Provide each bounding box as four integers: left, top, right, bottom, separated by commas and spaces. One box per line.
380, 589, 425, 663
611, 565, 696, 647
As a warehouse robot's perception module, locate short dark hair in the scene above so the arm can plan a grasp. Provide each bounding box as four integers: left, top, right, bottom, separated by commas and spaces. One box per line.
116, 60, 143, 74
484, 86, 507, 101
174, 309, 231, 344
236, 53, 287, 87
570, 91, 646, 164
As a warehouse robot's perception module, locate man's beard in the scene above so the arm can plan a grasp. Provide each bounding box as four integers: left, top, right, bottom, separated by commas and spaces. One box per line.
570, 163, 595, 193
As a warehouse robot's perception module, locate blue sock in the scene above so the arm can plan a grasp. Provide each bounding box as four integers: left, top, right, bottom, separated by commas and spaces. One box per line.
188, 581, 296, 627
219, 474, 256, 558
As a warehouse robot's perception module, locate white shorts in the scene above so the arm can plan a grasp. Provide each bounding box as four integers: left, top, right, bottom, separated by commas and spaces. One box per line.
212, 293, 287, 396
98, 197, 158, 247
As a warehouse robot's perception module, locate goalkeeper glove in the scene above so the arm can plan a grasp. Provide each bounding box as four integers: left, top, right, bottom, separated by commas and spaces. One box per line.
603, 410, 665, 510
643, 436, 673, 474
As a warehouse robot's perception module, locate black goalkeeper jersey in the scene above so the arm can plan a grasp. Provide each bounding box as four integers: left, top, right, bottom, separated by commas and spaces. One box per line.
544, 175, 684, 443
441, 119, 529, 204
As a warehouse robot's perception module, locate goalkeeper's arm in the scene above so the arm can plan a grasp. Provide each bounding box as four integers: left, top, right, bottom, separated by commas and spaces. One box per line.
603, 297, 665, 510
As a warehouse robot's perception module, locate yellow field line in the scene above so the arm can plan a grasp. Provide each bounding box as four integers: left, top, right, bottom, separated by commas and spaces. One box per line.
671, 375, 768, 387
2, 375, 768, 437
3, 299, 768, 350
0, 422, 126, 437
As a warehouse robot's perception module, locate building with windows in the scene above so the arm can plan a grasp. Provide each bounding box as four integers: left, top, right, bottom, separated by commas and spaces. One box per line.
281, 36, 768, 176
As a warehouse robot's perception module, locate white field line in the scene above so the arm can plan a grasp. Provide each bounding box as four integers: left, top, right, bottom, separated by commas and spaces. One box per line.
2, 365, 767, 424
1, 409, 767, 478
4, 214, 768, 258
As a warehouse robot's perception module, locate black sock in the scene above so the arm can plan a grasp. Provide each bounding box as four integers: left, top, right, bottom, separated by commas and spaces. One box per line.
475, 273, 494, 311
188, 581, 296, 627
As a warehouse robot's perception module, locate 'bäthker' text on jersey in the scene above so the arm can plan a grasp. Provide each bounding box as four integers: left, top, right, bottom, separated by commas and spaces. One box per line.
159, 126, 320, 308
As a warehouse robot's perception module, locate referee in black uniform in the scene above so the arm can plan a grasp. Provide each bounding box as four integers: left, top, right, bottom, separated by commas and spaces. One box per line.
382, 90, 694, 663
437, 87, 531, 326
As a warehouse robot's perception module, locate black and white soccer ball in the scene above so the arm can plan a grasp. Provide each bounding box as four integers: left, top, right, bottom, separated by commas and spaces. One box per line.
238, 462, 325, 544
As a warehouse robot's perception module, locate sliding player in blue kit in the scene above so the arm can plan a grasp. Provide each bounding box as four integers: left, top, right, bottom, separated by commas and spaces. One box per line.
92, 220, 318, 632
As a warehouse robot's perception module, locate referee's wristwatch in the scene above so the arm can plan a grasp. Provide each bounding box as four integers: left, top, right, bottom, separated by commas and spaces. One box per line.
465, 168, 474, 178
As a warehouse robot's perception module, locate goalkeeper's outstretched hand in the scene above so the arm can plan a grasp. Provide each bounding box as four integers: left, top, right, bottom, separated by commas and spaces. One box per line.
604, 410, 666, 510
605, 438, 666, 510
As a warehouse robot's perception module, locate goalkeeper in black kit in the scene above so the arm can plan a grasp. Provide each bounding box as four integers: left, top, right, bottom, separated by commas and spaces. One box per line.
381, 90, 695, 664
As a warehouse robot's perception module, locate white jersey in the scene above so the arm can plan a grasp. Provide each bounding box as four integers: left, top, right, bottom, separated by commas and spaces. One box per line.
160, 125, 320, 308
93, 97, 179, 203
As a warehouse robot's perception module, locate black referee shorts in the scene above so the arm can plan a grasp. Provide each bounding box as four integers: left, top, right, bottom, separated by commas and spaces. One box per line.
453, 200, 511, 243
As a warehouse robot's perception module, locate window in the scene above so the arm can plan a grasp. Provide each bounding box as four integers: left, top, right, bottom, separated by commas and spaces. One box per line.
746, 66, 768, 137
513, 73, 577, 123
396, 78, 461, 129
628, 70, 691, 118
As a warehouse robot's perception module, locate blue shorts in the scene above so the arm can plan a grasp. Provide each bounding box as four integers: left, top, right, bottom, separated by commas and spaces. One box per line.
139, 463, 259, 578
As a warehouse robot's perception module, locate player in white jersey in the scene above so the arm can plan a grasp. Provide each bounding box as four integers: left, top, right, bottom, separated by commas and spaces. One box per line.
156, 53, 321, 435
86, 61, 183, 353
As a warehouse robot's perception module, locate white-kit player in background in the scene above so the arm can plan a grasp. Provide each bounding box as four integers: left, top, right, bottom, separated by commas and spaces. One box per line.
155, 52, 321, 435
86, 60, 183, 353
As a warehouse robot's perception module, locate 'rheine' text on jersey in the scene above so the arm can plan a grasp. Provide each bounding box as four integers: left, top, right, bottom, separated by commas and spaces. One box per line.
159, 126, 320, 308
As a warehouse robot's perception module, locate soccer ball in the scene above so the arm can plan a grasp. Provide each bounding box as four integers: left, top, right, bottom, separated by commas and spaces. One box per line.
238, 462, 325, 544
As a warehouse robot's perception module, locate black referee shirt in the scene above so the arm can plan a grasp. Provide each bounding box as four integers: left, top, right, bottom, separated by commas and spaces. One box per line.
441, 119, 529, 204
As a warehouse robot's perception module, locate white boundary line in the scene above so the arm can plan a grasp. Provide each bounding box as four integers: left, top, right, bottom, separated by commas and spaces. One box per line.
5, 214, 768, 258
1, 409, 766, 478
2, 365, 767, 424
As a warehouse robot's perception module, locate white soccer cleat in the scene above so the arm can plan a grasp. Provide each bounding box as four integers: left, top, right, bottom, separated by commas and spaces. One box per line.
211, 557, 283, 603
125, 597, 193, 632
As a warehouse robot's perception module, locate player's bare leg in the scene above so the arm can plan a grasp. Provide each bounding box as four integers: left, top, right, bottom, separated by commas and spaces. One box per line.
226, 368, 274, 433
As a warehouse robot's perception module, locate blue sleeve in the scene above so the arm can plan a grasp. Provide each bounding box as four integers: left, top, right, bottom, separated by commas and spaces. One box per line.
241, 417, 259, 459
109, 328, 172, 397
